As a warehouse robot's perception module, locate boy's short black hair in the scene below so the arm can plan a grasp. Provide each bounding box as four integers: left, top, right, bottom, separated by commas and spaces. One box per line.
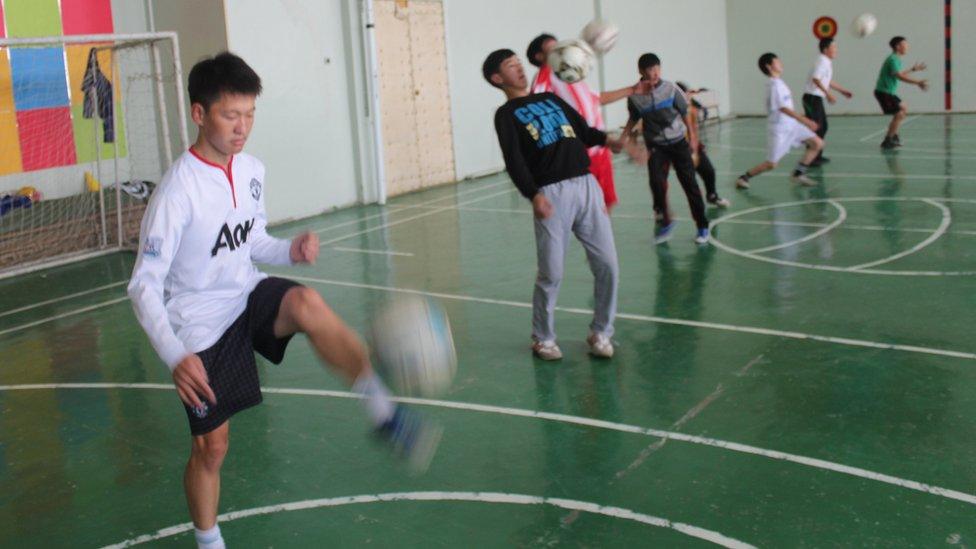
889, 36, 906, 49
638, 53, 661, 72
526, 33, 556, 67
819, 38, 834, 53
188, 52, 262, 110
758, 52, 777, 75
483, 48, 517, 88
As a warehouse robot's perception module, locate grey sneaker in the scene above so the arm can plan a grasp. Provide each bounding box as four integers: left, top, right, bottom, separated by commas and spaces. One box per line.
735, 177, 750, 189
587, 332, 614, 358
791, 173, 817, 187
532, 340, 563, 360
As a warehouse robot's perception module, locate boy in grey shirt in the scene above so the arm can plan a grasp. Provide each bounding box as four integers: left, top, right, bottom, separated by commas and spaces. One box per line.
622, 54, 709, 245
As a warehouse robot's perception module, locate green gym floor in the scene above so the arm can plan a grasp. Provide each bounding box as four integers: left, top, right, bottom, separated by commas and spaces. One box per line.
1, 114, 975, 548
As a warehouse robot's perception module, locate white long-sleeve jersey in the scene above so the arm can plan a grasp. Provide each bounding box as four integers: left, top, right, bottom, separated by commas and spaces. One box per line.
127, 149, 293, 371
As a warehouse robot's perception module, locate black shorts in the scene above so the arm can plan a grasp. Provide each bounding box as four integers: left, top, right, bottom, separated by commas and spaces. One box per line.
874, 90, 902, 115
184, 276, 303, 436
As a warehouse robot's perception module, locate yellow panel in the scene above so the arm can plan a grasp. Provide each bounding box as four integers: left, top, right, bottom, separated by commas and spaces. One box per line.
65, 43, 115, 106
0, 50, 23, 175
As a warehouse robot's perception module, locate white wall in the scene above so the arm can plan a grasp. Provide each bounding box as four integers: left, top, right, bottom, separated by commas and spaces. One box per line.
726, 0, 946, 115
601, 0, 730, 131
444, 0, 732, 180
222, 0, 365, 223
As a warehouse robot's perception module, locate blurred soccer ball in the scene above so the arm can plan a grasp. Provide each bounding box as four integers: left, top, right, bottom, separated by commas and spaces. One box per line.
851, 13, 877, 38
580, 20, 620, 55
371, 295, 457, 398
547, 39, 595, 83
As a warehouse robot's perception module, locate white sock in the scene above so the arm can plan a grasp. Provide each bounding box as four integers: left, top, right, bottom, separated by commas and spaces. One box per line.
353, 372, 396, 426
195, 524, 225, 549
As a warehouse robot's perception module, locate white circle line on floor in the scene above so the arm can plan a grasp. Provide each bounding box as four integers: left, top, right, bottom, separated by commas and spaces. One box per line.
709, 197, 972, 276
2, 383, 974, 510
100, 491, 756, 548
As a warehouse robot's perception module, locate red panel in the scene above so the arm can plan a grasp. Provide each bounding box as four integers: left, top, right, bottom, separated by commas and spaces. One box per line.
60, 0, 114, 36
0, 2, 5, 38
17, 107, 77, 171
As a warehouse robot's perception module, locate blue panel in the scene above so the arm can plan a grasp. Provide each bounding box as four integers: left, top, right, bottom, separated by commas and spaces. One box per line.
10, 47, 70, 110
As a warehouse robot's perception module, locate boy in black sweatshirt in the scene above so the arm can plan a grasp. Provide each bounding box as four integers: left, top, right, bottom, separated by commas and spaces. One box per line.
484, 48, 621, 361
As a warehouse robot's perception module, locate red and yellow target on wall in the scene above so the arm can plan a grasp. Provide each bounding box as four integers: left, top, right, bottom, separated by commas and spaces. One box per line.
812, 16, 838, 39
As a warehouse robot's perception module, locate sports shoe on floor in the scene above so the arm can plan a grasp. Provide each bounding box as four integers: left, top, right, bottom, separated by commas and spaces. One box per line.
654, 221, 677, 244
892, 134, 901, 145
706, 194, 730, 208
791, 173, 817, 186
881, 137, 897, 150
694, 227, 710, 245
375, 405, 443, 473
735, 177, 750, 189
532, 339, 563, 361
587, 332, 614, 358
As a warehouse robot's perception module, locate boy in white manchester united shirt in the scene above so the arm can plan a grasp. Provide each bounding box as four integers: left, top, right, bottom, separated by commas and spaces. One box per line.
128, 53, 435, 549
735, 53, 823, 190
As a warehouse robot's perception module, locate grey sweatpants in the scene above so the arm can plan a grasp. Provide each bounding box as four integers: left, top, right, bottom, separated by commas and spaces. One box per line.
532, 174, 619, 342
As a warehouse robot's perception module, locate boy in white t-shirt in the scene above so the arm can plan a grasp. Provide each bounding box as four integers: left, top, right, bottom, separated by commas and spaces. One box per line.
801, 38, 853, 165
736, 53, 823, 189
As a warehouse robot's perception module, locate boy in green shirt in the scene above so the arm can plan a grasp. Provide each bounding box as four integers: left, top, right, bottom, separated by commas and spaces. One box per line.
874, 36, 928, 149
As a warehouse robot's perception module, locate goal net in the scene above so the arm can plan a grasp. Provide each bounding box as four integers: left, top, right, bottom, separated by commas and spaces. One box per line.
0, 32, 188, 279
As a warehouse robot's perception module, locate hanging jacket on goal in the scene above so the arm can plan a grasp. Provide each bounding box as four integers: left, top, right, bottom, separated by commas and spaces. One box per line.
127, 150, 293, 371
81, 48, 115, 143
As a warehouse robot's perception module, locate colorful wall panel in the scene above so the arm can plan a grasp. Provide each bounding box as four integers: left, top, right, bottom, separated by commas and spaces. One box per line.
0, 0, 123, 177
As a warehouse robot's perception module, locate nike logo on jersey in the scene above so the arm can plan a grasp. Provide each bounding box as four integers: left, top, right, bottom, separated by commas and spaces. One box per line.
211, 218, 255, 257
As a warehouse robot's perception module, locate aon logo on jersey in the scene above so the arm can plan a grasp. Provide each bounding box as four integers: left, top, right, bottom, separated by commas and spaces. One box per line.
211, 218, 255, 257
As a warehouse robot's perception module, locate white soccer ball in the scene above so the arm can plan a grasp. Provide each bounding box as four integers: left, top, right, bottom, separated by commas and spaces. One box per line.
580, 19, 620, 55
851, 13, 877, 38
370, 295, 457, 398
547, 39, 595, 83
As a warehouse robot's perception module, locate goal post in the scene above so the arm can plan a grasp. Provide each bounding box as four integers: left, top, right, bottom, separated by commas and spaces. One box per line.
0, 32, 188, 280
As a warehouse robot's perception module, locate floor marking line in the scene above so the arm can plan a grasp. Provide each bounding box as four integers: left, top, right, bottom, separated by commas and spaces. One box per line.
714, 169, 976, 182
317, 188, 515, 247
858, 115, 920, 142
709, 197, 974, 276
100, 491, 755, 548
331, 246, 414, 257
285, 275, 976, 361
308, 181, 508, 236
0, 281, 127, 319
847, 199, 951, 270
745, 200, 847, 254
0, 297, 129, 338
4, 383, 974, 509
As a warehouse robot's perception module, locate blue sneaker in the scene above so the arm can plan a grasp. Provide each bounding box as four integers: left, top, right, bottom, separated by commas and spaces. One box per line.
654, 221, 677, 244
375, 406, 442, 473
695, 228, 710, 245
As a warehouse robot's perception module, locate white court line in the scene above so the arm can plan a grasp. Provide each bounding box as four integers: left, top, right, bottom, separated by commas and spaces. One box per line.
708, 140, 970, 161
4, 383, 973, 510
395, 204, 976, 237
0, 281, 127, 319
714, 169, 976, 181
284, 275, 976, 361
708, 197, 974, 276
745, 200, 847, 254
862, 116, 920, 142
307, 181, 508, 236
101, 491, 755, 548
0, 297, 129, 338
847, 199, 950, 271
317, 187, 515, 247
331, 246, 414, 257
